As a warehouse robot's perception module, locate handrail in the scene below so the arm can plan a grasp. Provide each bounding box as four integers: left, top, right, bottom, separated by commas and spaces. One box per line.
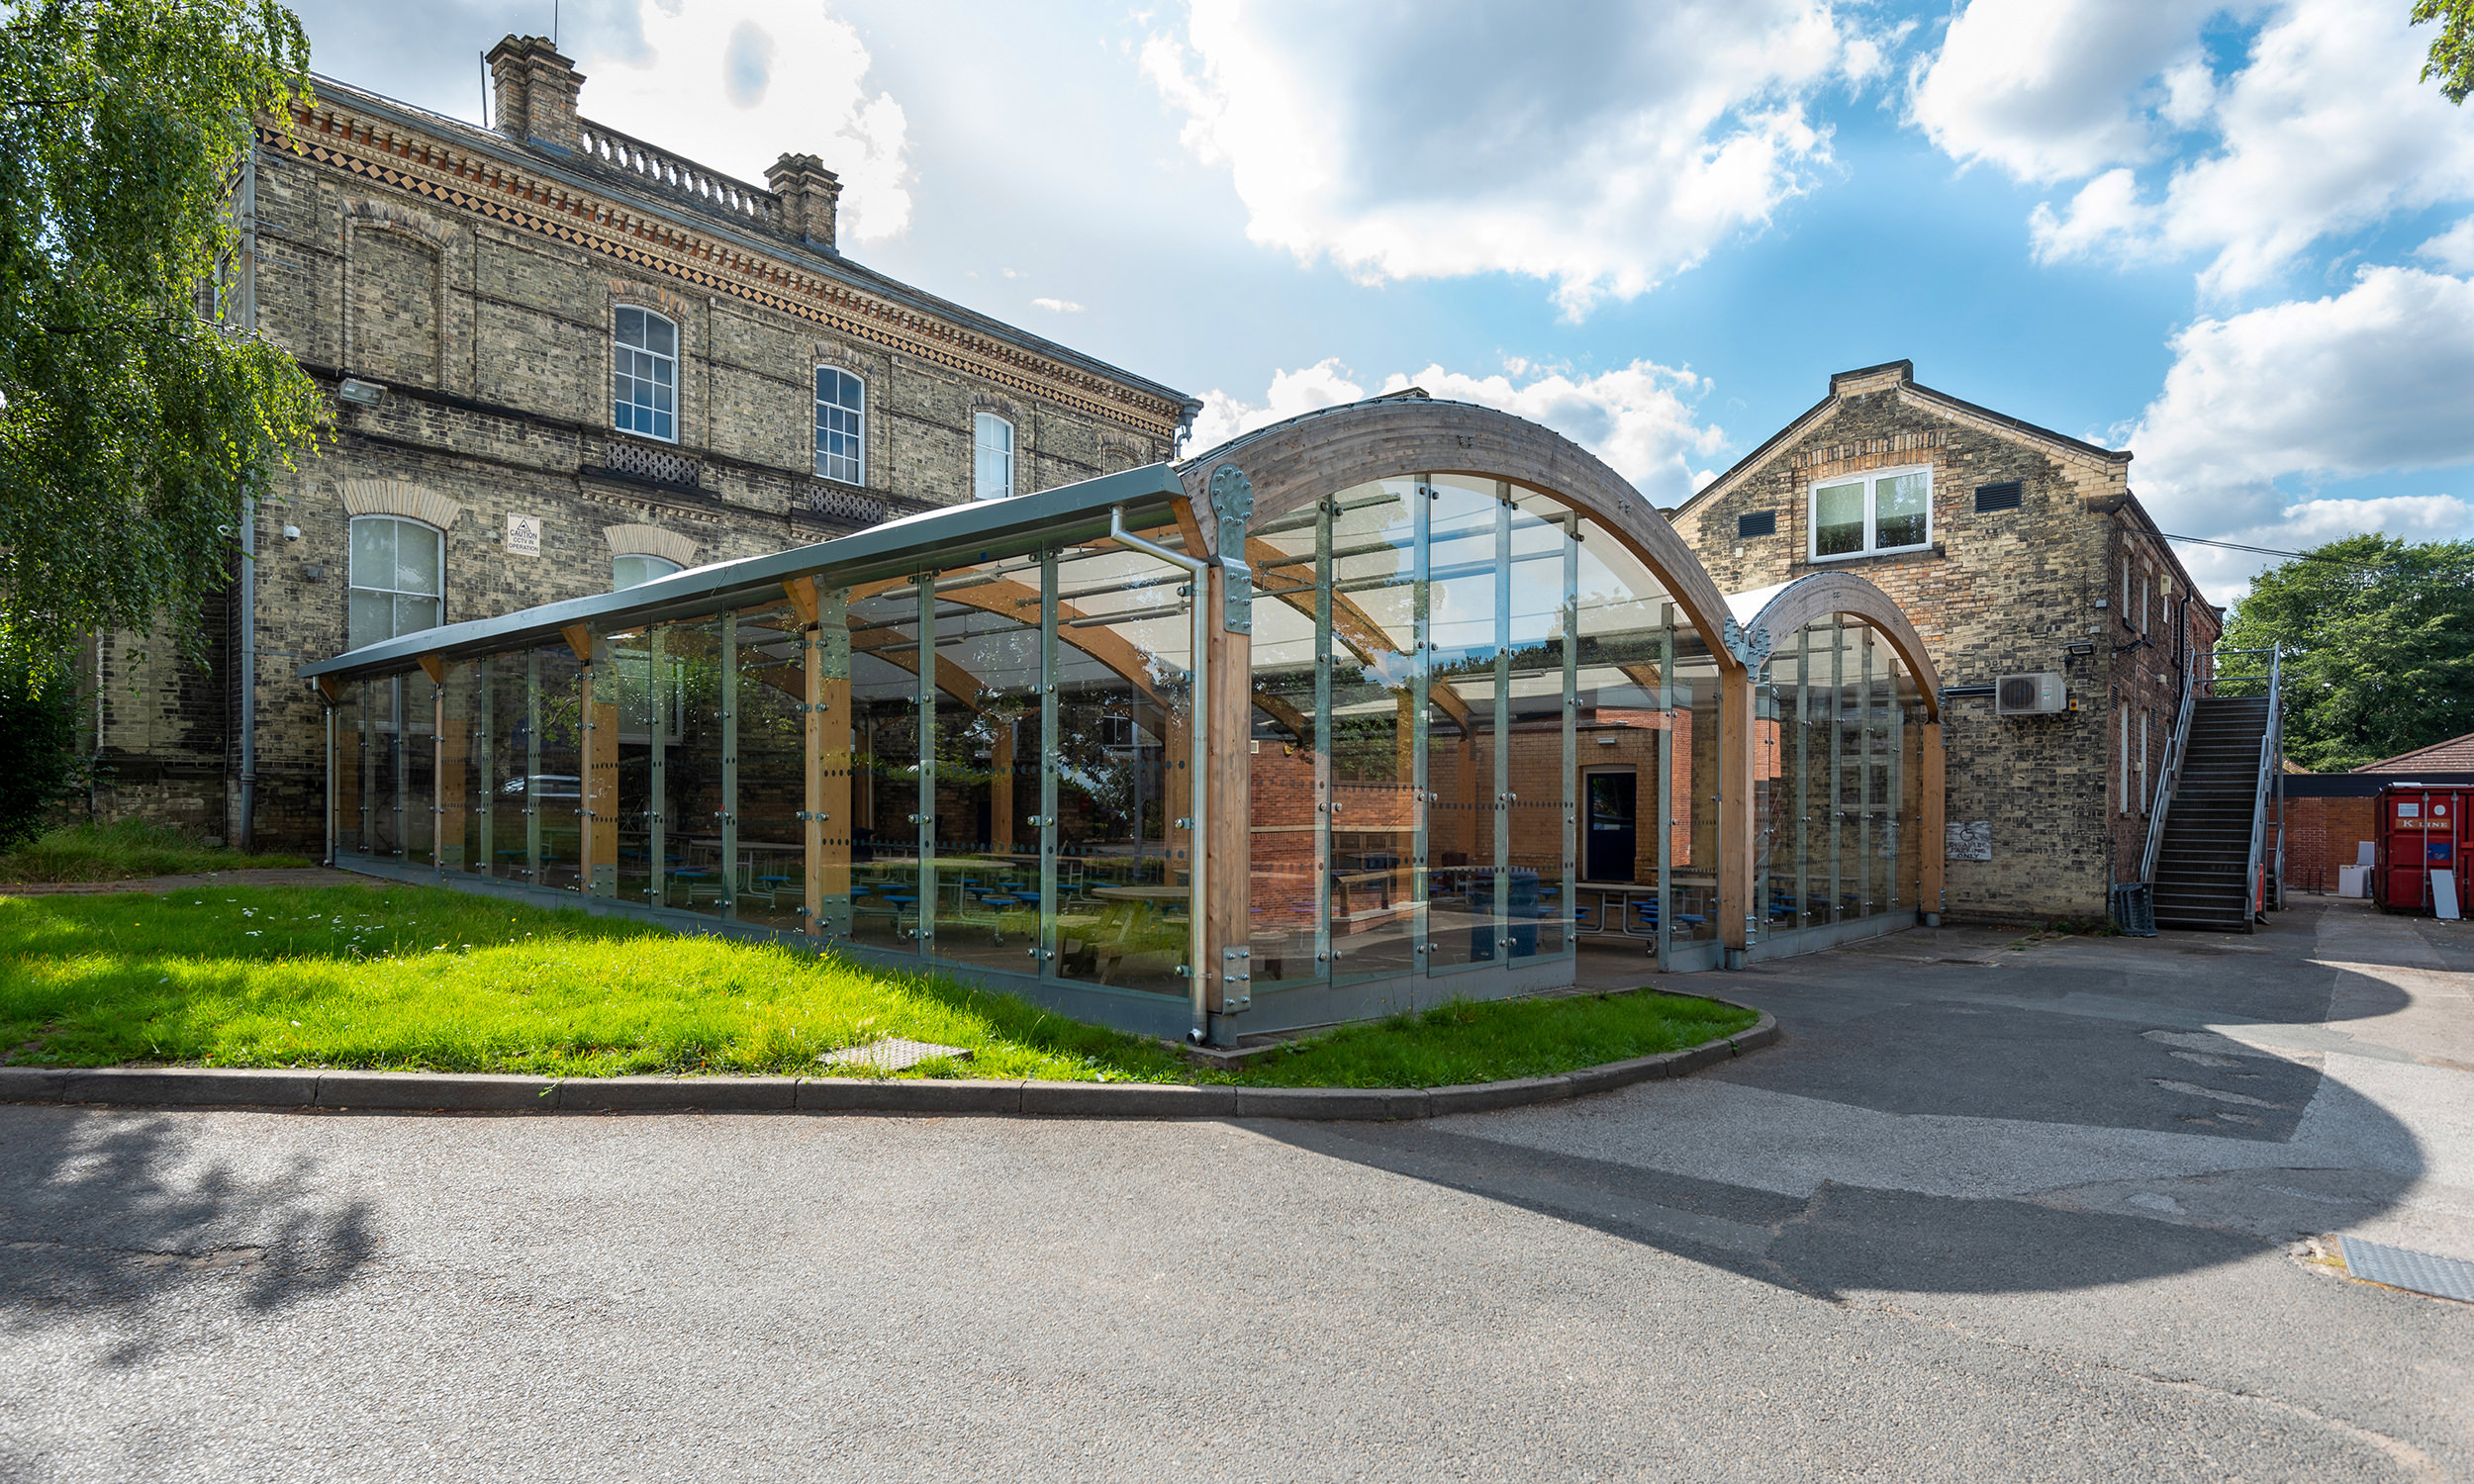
2141, 659, 2198, 883
2242, 647, 2283, 919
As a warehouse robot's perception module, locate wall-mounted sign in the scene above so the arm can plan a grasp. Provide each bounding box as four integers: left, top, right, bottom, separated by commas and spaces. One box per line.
1947, 821, 1992, 862
506, 513, 542, 556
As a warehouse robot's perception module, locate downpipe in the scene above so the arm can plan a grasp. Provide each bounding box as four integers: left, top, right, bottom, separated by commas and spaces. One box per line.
1109, 505, 1211, 1044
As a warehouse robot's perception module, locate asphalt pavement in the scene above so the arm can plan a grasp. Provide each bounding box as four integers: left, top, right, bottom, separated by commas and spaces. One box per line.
2, 895, 2468, 1481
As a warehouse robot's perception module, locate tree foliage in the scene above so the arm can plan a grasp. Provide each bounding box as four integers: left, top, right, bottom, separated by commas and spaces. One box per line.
2223, 534, 2474, 772
0, 0, 325, 692
2418, 0, 2474, 105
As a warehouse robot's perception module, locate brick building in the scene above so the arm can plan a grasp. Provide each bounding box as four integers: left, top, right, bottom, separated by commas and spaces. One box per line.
2279, 732, 2474, 895
1672, 361, 2222, 923
87, 34, 1195, 853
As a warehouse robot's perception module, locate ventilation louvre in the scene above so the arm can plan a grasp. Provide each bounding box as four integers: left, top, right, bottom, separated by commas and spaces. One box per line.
1737, 510, 1777, 538
1975, 481, 2023, 512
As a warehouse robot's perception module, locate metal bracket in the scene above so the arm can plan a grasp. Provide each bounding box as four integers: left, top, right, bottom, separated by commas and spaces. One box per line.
1722, 616, 1774, 670
1208, 463, 1254, 635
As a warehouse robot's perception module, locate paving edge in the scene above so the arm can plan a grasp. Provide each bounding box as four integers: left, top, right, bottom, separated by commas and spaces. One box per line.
0, 1004, 1777, 1123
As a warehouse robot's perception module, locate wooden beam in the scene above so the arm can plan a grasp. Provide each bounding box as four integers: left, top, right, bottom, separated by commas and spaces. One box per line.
782, 576, 819, 627
1717, 668, 1756, 956
1920, 720, 1946, 922
416, 653, 444, 686
560, 623, 591, 663
316, 675, 342, 703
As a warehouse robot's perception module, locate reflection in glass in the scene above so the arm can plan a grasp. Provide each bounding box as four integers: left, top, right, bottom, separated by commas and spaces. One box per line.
1247, 503, 1323, 991
927, 558, 1045, 977
733, 604, 809, 933
847, 584, 923, 954
1326, 481, 1419, 985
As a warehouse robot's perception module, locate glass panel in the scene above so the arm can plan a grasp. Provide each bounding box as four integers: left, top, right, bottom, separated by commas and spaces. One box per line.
594, 623, 663, 905
732, 603, 809, 932
926, 557, 1044, 977
393, 594, 438, 640
396, 521, 441, 596
1814, 481, 1865, 557
1427, 477, 1503, 976
847, 583, 923, 954
1673, 643, 1722, 947
347, 591, 392, 651
1326, 480, 1419, 985
441, 659, 483, 876
613, 554, 679, 591
665, 612, 730, 917
483, 657, 527, 881
334, 680, 366, 855
815, 368, 863, 483
1247, 502, 1324, 992
1052, 535, 1193, 995
1875, 471, 1930, 550
530, 643, 586, 892
349, 518, 391, 592
400, 671, 436, 869
1571, 518, 1677, 948
974, 414, 1013, 501
1504, 489, 1574, 961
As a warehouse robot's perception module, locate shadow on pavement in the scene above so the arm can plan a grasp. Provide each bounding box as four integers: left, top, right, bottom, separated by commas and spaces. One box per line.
0, 1107, 376, 1363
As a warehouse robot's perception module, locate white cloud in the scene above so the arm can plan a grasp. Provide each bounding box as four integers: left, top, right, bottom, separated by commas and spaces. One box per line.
2009, 0, 2474, 296
1029, 297, 1085, 313
1909, 0, 2228, 183
577, 1, 911, 241
1142, 0, 1877, 318
2419, 217, 2474, 273
1187, 358, 1727, 504
2128, 265, 2474, 591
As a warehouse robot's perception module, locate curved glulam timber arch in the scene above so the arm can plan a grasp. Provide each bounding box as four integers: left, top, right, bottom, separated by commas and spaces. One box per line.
1176, 396, 1943, 974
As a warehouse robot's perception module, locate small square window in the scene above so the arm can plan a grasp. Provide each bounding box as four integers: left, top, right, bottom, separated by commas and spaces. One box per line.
1974, 481, 2023, 512
1737, 510, 1777, 539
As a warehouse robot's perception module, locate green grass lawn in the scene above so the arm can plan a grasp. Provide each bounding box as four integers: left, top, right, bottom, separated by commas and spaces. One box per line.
0, 820, 314, 883
0, 883, 1757, 1087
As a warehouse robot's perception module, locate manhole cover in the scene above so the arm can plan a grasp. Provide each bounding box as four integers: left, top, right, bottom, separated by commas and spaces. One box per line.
2338, 1237, 2474, 1302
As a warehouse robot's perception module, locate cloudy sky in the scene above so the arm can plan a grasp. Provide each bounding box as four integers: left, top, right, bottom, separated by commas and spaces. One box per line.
289, 0, 2474, 601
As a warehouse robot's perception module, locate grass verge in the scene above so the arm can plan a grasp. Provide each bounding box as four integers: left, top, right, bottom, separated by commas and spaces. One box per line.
0, 883, 1757, 1087
0, 820, 314, 883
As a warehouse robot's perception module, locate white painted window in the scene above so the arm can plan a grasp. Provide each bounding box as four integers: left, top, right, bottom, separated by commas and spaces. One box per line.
973, 412, 1014, 502
2141, 568, 2151, 633
814, 366, 864, 484
2119, 705, 2131, 814
1808, 465, 1931, 560
2121, 554, 2132, 622
613, 553, 681, 592
347, 515, 442, 650
614, 306, 677, 441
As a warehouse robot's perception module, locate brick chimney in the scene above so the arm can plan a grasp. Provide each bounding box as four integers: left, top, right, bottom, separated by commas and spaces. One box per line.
485, 35, 585, 153
765, 154, 844, 250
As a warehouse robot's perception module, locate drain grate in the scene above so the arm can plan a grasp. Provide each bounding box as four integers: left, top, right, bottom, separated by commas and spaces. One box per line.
2338, 1237, 2474, 1302
822, 1038, 975, 1072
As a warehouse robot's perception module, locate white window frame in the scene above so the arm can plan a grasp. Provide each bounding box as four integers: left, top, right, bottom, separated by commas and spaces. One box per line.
2140, 712, 2150, 815
613, 306, 679, 443
974, 412, 1014, 502
1806, 463, 1933, 562
2119, 705, 2131, 814
814, 365, 865, 485
346, 514, 444, 651
612, 553, 682, 592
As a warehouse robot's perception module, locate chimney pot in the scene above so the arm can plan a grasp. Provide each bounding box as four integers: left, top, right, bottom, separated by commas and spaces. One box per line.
765, 152, 844, 251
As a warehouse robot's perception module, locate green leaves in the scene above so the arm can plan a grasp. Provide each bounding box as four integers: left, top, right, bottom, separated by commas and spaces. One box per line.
2224, 533, 2474, 771
0, 0, 325, 691
2416, 0, 2474, 106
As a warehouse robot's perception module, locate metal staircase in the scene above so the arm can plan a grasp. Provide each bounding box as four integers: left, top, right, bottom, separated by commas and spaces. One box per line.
2141, 649, 2283, 934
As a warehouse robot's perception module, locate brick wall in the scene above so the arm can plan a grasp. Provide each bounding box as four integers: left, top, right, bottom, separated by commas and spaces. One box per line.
2277, 794, 2379, 894
1675, 364, 2222, 923
97, 70, 1189, 853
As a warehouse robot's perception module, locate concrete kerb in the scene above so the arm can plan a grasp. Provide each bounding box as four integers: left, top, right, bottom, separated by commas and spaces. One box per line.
0, 1002, 1777, 1122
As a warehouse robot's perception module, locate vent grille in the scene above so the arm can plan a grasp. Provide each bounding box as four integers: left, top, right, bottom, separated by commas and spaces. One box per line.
1975, 481, 2023, 512
1997, 675, 2040, 710
1737, 510, 1777, 538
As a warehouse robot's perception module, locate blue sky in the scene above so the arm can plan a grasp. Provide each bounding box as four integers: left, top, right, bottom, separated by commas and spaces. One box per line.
288, 0, 2474, 602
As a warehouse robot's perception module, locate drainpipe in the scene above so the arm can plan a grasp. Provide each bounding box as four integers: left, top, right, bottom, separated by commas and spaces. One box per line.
1109, 505, 1210, 1044
234, 144, 260, 852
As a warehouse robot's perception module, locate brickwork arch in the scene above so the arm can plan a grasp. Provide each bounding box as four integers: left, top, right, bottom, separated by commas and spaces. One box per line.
602, 522, 700, 567
337, 478, 463, 531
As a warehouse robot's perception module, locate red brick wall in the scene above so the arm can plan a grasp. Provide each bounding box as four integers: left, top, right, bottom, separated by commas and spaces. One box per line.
2276, 794, 2377, 894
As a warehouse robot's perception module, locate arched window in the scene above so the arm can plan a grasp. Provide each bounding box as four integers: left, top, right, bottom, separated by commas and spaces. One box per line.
815, 367, 865, 484
614, 306, 677, 441
347, 515, 442, 650
974, 412, 1013, 501
613, 553, 682, 592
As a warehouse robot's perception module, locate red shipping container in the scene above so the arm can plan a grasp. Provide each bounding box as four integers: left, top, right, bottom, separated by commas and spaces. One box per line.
2374, 784, 2472, 917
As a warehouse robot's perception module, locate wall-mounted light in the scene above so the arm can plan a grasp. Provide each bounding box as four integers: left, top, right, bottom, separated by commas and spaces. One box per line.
336, 378, 385, 407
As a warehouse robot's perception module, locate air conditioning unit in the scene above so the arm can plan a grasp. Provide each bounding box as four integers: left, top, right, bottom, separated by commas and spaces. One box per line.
1996, 672, 2066, 716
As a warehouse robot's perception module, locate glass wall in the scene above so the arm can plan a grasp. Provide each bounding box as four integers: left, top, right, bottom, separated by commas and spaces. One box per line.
1753, 615, 1926, 951
733, 603, 809, 932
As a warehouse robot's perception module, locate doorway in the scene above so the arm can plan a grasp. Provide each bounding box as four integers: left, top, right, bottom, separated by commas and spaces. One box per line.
1584, 771, 1637, 882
